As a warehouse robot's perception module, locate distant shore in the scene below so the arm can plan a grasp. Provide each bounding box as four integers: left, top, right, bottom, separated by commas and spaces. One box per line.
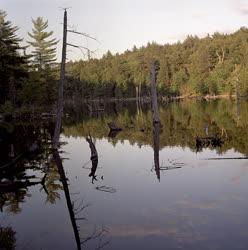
1, 94, 247, 120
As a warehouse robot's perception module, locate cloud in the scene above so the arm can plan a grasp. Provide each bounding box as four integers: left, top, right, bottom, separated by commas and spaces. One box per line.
235, 1, 248, 15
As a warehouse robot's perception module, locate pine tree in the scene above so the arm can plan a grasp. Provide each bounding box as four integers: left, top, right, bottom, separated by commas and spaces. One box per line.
27, 17, 58, 70
0, 10, 27, 105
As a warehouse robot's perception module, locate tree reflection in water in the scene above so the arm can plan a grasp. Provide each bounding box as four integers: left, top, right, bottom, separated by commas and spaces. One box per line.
0, 226, 16, 250
52, 134, 109, 249
0, 121, 110, 249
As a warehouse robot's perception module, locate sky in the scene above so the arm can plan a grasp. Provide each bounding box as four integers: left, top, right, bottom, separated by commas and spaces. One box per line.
2, 0, 248, 61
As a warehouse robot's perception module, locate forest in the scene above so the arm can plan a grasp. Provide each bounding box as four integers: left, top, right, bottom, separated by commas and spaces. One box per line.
1, 9, 248, 114
66, 27, 248, 100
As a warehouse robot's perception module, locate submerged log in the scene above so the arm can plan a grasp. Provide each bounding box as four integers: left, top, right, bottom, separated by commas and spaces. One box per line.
107, 122, 122, 131
196, 136, 223, 150
86, 136, 99, 184
108, 130, 121, 138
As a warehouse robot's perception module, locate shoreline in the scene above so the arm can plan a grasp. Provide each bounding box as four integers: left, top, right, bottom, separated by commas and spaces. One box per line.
0, 94, 247, 120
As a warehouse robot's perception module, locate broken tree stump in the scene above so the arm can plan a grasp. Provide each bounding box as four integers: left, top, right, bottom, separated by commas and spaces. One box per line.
107, 122, 122, 131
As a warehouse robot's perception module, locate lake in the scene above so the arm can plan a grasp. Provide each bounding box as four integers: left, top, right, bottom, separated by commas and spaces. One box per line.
0, 99, 248, 250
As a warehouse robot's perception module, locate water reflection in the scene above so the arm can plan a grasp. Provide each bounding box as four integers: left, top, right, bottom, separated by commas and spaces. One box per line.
63, 100, 248, 156
0, 122, 54, 213
86, 136, 99, 184
0, 99, 248, 249
52, 149, 81, 249
153, 122, 160, 181
0, 121, 109, 249
0, 226, 16, 249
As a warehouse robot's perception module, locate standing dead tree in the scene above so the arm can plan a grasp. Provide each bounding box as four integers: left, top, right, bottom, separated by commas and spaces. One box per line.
150, 61, 161, 181
53, 9, 98, 149
53, 9, 67, 149
150, 61, 160, 124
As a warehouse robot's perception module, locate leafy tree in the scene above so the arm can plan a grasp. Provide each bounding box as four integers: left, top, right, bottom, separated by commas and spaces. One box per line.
171, 68, 188, 95
157, 56, 171, 95
63, 26, 248, 99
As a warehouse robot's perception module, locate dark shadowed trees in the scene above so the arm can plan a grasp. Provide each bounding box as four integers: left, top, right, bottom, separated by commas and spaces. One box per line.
0, 10, 28, 106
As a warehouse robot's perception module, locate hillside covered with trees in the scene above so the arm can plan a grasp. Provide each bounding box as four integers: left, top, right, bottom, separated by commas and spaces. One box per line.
65, 28, 248, 100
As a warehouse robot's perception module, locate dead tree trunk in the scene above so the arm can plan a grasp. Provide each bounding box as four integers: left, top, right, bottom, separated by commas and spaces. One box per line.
53, 9, 67, 149
150, 61, 160, 123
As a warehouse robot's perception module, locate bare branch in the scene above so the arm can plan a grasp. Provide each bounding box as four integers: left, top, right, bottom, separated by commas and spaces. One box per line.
67, 43, 93, 53
59, 7, 71, 11
67, 29, 99, 43
67, 43, 96, 60
75, 217, 87, 221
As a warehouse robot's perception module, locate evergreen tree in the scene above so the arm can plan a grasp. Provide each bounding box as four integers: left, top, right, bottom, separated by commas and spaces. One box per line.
0, 10, 27, 105
27, 17, 59, 104
27, 17, 58, 70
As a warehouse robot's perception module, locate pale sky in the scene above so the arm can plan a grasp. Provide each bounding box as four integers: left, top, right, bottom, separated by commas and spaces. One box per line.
2, 0, 248, 61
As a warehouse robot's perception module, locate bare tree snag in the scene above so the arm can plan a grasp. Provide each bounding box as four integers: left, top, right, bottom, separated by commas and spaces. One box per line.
150, 61, 160, 123
67, 30, 98, 42
53, 9, 67, 149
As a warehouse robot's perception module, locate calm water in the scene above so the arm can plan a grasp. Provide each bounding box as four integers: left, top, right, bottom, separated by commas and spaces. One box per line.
0, 99, 248, 250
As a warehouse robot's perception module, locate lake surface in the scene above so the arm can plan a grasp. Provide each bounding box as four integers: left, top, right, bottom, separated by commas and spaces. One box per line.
0, 99, 248, 250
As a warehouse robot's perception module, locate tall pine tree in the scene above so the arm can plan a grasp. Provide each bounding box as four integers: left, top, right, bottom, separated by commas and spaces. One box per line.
0, 10, 27, 105
27, 17, 58, 104
27, 17, 58, 70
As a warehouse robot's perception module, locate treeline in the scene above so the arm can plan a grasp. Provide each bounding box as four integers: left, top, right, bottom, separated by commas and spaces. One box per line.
65, 28, 248, 99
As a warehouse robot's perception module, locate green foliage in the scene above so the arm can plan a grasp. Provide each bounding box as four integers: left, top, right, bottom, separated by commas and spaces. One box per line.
0, 10, 28, 105
63, 100, 248, 155
238, 66, 248, 96
2, 9, 248, 105
26, 16, 59, 105
66, 27, 248, 99
27, 17, 58, 70
171, 68, 188, 95
0, 100, 14, 115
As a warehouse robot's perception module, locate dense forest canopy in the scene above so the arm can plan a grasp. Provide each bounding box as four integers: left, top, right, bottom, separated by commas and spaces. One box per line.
65, 28, 248, 100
